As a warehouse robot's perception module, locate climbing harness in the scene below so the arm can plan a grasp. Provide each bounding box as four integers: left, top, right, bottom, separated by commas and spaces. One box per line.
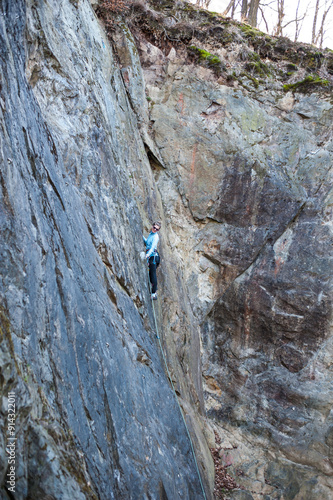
148, 272, 207, 500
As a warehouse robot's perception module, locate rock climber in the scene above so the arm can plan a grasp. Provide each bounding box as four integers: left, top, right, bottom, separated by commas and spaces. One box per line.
141, 221, 161, 300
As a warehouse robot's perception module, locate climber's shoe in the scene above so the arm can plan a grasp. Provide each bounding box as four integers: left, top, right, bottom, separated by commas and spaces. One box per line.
151, 292, 157, 300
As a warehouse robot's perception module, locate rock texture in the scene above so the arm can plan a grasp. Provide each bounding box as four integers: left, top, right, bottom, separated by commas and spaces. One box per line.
0, 0, 210, 498
0, 0, 332, 499
127, 1, 333, 498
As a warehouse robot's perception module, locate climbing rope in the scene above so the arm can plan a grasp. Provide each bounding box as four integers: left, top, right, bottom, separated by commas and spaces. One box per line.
148, 277, 207, 500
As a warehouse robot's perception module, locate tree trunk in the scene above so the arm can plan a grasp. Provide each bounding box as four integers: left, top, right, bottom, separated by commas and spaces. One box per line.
318, 4, 332, 48
312, 0, 320, 44
248, 0, 261, 27
274, 0, 285, 36
196, 0, 212, 7
294, 0, 302, 42
223, 0, 236, 17
241, 0, 248, 21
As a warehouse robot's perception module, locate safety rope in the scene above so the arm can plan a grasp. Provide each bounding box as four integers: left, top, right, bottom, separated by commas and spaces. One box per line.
149, 279, 207, 500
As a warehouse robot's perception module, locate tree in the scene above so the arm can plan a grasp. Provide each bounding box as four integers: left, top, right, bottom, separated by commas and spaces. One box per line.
240, 0, 262, 26
271, 0, 308, 39
312, 0, 333, 48
223, 0, 238, 17
273, 0, 285, 35
312, 0, 320, 42
248, 0, 261, 26
294, 0, 310, 42
196, 0, 213, 8
189, 0, 333, 48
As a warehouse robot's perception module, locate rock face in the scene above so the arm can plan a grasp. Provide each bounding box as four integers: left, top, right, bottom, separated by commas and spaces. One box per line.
0, 0, 209, 498
0, 0, 332, 499
127, 1, 333, 498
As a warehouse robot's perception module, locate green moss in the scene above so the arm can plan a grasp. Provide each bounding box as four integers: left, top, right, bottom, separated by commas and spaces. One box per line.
226, 72, 237, 82
189, 45, 222, 74
283, 74, 330, 92
246, 57, 272, 77
181, 3, 197, 13
306, 51, 324, 69
227, 69, 260, 89
281, 45, 324, 69
285, 62, 298, 76
205, 11, 223, 21
240, 24, 266, 39
240, 71, 259, 88
265, 34, 276, 44
221, 32, 236, 44
248, 51, 261, 62
286, 63, 298, 72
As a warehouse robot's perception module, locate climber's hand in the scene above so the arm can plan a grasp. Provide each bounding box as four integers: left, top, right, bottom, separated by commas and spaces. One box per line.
140, 251, 146, 261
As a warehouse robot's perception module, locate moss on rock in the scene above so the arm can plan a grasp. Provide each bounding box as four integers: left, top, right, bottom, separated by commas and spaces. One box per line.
246, 52, 272, 77
240, 24, 266, 39
286, 62, 298, 72
189, 45, 223, 75
127, 0, 333, 92
240, 71, 259, 88
283, 74, 330, 93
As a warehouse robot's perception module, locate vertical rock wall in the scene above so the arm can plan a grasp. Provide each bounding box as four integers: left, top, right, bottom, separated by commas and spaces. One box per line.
0, 0, 209, 498
128, 1, 333, 498
1, 0, 333, 499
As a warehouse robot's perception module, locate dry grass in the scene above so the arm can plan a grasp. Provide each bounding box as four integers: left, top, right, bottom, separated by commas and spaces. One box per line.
211, 432, 239, 500
96, 0, 131, 29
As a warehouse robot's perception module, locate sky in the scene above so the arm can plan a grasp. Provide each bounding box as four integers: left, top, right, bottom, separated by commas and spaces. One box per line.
189, 0, 333, 49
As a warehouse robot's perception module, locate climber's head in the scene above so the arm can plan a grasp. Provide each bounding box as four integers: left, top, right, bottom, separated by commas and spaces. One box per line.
152, 221, 161, 233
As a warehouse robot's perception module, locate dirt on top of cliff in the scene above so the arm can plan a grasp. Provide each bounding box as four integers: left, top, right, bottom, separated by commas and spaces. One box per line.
97, 0, 333, 94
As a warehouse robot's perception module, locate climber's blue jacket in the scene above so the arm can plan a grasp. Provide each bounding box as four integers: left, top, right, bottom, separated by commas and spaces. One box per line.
143, 232, 159, 259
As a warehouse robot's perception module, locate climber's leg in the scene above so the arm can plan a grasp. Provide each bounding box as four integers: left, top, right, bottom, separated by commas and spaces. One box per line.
149, 257, 158, 294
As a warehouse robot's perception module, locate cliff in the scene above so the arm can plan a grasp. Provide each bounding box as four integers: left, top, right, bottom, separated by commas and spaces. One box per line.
0, 0, 332, 499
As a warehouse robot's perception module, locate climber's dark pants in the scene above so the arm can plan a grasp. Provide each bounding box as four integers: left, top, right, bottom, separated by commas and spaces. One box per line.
148, 255, 160, 294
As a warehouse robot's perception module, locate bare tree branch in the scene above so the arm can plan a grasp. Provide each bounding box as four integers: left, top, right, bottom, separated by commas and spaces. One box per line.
272, 0, 285, 36
189, 0, 332, 47
312, 0, 320, 44
259, 5, 269, 32
231, 0, 237, 17
196, 0, 212, 8
294, 0, 305, 41
222, 0, 235, 16
318, 1, 333, 47
282, 15, 306, 30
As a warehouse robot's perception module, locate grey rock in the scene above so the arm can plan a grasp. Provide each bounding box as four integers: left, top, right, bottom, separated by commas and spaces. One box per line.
229, 491, 254, 500
1, 0, 333, 499
132, 1, 333, 498
0, 0, 208, 498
